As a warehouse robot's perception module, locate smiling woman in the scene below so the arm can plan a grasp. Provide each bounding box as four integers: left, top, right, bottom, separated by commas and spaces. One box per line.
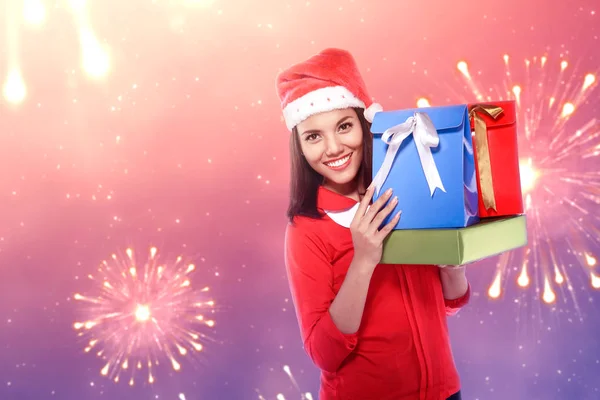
296, 110, 365, 195
288, 107, 373, 218
275, 48, 469, 400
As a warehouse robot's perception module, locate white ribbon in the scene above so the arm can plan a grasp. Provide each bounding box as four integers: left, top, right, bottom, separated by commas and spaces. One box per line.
372, 112, 446, 197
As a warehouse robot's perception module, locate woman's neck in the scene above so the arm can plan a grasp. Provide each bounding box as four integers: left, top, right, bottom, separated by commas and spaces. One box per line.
323, 179, 361, 202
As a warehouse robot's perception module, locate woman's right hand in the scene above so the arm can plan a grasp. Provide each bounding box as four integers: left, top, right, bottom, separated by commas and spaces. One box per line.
349, 185, 401, 269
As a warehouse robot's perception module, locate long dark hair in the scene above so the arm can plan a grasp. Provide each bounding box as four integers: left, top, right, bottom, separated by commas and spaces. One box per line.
286, 107, 373, 223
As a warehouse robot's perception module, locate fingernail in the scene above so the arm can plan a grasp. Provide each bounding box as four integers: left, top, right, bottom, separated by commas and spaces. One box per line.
385, 188, 393, 195
392, 196, 398, 203
395, 210, 402, 218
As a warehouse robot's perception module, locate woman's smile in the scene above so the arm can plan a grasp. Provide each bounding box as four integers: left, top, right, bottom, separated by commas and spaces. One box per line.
324, 152, 353, 170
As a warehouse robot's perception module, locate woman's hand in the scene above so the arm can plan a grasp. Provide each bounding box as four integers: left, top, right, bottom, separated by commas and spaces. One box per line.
328, 185, 399, 337
439, 264, 468, 300
439, 264, 467, 270
349, 185, 401, 269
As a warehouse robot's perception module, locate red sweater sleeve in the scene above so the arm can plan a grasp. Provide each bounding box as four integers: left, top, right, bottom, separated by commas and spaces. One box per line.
444, 282, 471, 316
284, 221, 358, 373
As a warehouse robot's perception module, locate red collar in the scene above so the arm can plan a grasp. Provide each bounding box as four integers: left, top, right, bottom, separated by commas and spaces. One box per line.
316, 186, 359, 211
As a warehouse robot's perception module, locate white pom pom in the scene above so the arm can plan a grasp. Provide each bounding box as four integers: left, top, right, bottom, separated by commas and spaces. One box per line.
364, 102, 383, 122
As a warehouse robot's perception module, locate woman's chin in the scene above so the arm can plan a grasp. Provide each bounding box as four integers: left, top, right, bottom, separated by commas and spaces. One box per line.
322, 169, 361, 188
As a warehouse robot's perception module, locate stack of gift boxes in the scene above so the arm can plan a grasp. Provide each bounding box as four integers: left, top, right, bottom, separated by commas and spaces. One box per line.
371, 100, 527, 266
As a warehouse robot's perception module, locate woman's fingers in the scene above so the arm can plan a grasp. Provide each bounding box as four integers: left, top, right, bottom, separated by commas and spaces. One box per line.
361, 188, 393, 227
375, 210, 402, 242
369, 195, 398, 235
351, 184, 375, 227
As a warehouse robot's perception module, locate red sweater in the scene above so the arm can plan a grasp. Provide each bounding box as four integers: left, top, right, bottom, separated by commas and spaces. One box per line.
284, 186, 470, 400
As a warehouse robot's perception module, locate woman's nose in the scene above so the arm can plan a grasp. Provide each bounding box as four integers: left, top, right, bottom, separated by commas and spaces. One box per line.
324, 135, 343, 156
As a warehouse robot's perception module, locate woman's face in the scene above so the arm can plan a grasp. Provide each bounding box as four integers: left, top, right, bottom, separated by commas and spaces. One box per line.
296, 108, 364, 193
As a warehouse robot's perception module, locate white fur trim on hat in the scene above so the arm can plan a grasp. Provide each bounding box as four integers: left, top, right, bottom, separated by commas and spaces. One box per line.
282, 86, 366, 131
364, 102, 383, 123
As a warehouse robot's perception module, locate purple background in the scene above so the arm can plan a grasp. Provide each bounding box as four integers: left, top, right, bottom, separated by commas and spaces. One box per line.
1, 0, 599, 399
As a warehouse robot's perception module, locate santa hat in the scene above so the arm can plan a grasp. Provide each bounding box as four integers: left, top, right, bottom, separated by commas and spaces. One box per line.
276, 48, 383, 131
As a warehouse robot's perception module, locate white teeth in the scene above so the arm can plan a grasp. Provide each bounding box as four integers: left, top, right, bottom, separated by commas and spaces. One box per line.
326, 154, 350, 167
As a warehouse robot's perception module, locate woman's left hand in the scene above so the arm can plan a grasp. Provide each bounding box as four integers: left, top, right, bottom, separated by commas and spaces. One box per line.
438, 264, 466, 270
438, 264, 468, 300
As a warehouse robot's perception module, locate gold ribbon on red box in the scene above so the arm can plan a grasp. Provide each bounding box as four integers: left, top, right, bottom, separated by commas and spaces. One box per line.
469, 104, 504, 211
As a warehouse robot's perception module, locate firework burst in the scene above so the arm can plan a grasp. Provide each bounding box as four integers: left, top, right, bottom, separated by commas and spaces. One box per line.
419, 54, 599, 307
73, 246, 216, 386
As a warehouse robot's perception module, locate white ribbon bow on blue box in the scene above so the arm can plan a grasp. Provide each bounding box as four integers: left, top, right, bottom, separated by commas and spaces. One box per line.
372, 112, 446, 197
370, 104, 480, 230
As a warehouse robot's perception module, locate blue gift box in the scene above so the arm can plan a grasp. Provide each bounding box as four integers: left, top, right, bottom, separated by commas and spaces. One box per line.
371, 104, 480, 230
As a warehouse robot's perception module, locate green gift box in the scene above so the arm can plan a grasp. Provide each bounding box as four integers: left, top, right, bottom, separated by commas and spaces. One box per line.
381, 215, 527, 265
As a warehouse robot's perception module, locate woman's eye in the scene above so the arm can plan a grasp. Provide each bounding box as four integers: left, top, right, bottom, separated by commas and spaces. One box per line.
306, 133, 318, 141
339, 122, 352, 131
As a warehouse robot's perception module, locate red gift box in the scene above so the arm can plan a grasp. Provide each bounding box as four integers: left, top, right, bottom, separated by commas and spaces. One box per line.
468, 100, 524, 218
